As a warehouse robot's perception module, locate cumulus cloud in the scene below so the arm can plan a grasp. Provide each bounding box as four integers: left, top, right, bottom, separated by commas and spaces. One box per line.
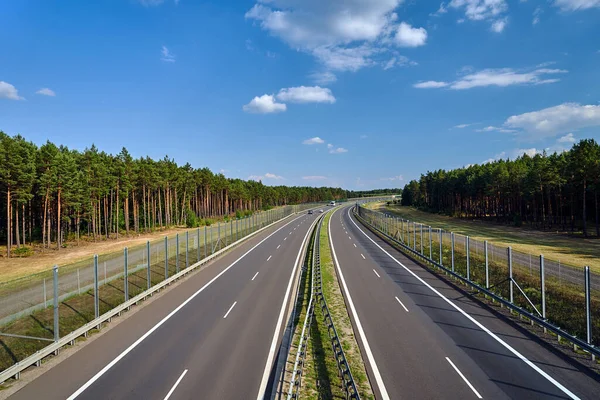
0, 81, 24, 100
504, 103, 600, 139
161, 46, 176, 63
243, 94, 287, 114
310, 71, 337, 85
454, 123, 472, 128
532, 7, 542, 25
431, 2, 449, 16
303, 137, 326, 145
248, 172, 284, 181
490, 17, 508, 33
276, 86, 336, 104
329, 146, 348, 154
394, 22, 428, 47
415, 67, 567, 90
553, 0, 600, 11
449, 0, 509, 31
36, 88, 56, 97
380, 175, 404, 181
476, 125, 516, 133
558, 132, 576, 143
302, 175, 328, 180
245, 1, 423, 74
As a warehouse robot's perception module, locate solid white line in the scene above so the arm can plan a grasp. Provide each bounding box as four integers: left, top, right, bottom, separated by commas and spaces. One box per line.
277, 244, 281, 249
373, 269, 381, 278
361, 254, 365, 259
267, 255, 272, 261
348, 208, 581, 400
66, 213, 304, 400
329, 210, 390, 400
163, 369, 188, 400
256, 215, 321, 399
395, 296, 409, 312
223, 301, 237, 318
353, 243, 357, 248
251, 271, 260, 281
446, 357, 482, 399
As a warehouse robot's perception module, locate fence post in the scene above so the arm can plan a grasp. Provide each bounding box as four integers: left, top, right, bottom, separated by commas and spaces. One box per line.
419, 224, 423, 254
485, 241, 489, 289
147, 240, 151, 290
204, 225, 208, 260
77, 269, 81, 295
53, 265, 59, 342
165, 236, 169, 278
43, 278, 47, 308
210, 224, 214, 254
186, 230, 189, 269
429, 226, 432, 260
94, 255, 99, 319
451, 233, 455, 273
413, 222, 417, 251
439, 229, 443, 266
230, 219, 233, 245
466, 236, 470, 280
540, 255, 546, 327
124, 248, 129, 302
225, 220, 228, 247
236, 218, 239, 242
585, 266, 592, 350
508, 247, 513, 304
175, 233, 179, 276
197, 227, 201, 262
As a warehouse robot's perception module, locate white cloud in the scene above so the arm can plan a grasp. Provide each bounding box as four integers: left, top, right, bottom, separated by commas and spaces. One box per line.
380, 175, 404, 181
248, 172, 284, 181
454, 123, 472, 128
554, 0, 600, 11
431, 3, 449, 16
558, 132, 576, 143
161, 46, 176, 63
310, 71, 337, 85
532, 7, 542, 25
243, 94, 287, 114
303, 137, 325, 145
476, 125, 516, 133
504, 103, 600, 139
327, 143, 334, 149
302, 175, 328, 180
276, 86, 336, 104
383, 55, 417, 70
360, 134, 369, 139
394, 22, 427, 47
245, 1, 423, 73
490, 17, 507, 33
0, 81, 24, 100
264, 172, 284, 180
329, 146, 348, 154
416, 67, 567, 90
36, 88, 55, 97
413, 80, 449, 88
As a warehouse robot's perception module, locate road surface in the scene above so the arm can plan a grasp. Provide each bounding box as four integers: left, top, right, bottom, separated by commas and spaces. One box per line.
7, 211, 319, 400
329, 204, 600, 400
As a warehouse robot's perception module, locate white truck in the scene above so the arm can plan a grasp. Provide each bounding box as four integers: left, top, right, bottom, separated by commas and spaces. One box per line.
329, 201, 336, 206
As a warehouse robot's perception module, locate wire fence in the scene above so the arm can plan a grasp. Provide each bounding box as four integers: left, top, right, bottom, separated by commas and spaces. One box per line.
0, 204, 322, 373
357, 205, 600, 349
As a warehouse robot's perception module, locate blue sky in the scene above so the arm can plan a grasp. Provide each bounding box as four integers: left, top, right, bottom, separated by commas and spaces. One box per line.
1, 0, 599, 190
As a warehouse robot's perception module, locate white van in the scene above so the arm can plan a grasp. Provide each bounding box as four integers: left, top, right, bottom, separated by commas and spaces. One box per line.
329, 201, 336, 206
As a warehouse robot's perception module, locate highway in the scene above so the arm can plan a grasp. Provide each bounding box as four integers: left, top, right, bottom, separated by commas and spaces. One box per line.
7, 211, 319, 400
329, 204, 600, 400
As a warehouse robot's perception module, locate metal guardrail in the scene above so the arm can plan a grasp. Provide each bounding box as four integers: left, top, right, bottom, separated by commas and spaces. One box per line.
314, 213, 360, 400
287, 214, 324, 400
0, 211, 301, 385
354, 205, 600, 361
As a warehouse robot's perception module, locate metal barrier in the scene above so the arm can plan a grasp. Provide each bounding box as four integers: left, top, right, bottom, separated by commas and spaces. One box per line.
355, 204, 599, 361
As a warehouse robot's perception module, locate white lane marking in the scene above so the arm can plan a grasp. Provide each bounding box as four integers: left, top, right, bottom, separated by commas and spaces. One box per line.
277, 244, 281, 249
164, 369, 188, 400
289, 232, 292, 235
284, 237, 287, 241
223, 301, 237, 319
347, 208, 581, 400
348, 236, 351, 240
361, 254, 366, 259
329, 210, 390, 400
66, 214, 304, 400
353, 243, 357, 248
257, 215, 321, 399
267, 255, 272, 261
395, 296, 409, 312
373, 269, 381, 278
252, 271, 260, 281
446, 357, 482, 399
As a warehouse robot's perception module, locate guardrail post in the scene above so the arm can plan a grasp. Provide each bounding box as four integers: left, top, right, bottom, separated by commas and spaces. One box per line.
508, 247, 513, 304
585, 266, 592, 353
485, 241, 489, 289
185, 230, 189, 269
466, 236, 470, 280
451, 233, 455, 273
164, 236, 168, 278
146, 240, 151, 290
94, 255, 99, 319
124, 247, 129, 302
439, 229, 443, 265
540, 255, 546, 329
53, 265, 59, 342
429, 226, 432, 260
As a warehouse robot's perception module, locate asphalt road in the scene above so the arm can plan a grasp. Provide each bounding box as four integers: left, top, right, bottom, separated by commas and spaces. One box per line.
8, 211, 319, 400
330, 205, 600, 400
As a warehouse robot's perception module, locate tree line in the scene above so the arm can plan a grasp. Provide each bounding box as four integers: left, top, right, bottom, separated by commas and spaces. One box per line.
401, 139, 600, 237
0, 131, 349, 257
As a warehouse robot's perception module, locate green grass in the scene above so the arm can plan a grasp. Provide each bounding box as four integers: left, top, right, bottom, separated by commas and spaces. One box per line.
375, 204, 600, 273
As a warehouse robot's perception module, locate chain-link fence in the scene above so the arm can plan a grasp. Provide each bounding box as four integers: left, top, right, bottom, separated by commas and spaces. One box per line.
357, 205, 600, 349
0, 204, 321, 373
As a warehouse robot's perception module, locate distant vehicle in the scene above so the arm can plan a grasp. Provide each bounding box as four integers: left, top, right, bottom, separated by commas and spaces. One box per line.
308, 209, 313, 214
329, 201, 336, 206
319, 209, 324, 213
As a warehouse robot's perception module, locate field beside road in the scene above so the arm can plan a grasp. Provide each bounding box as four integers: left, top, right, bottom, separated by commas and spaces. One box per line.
374, 204, 600, 273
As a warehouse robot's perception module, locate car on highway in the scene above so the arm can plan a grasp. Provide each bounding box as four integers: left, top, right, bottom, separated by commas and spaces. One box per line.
308, 209, 313, 214
319, 209, 324, 213
329, 201, 336, 206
